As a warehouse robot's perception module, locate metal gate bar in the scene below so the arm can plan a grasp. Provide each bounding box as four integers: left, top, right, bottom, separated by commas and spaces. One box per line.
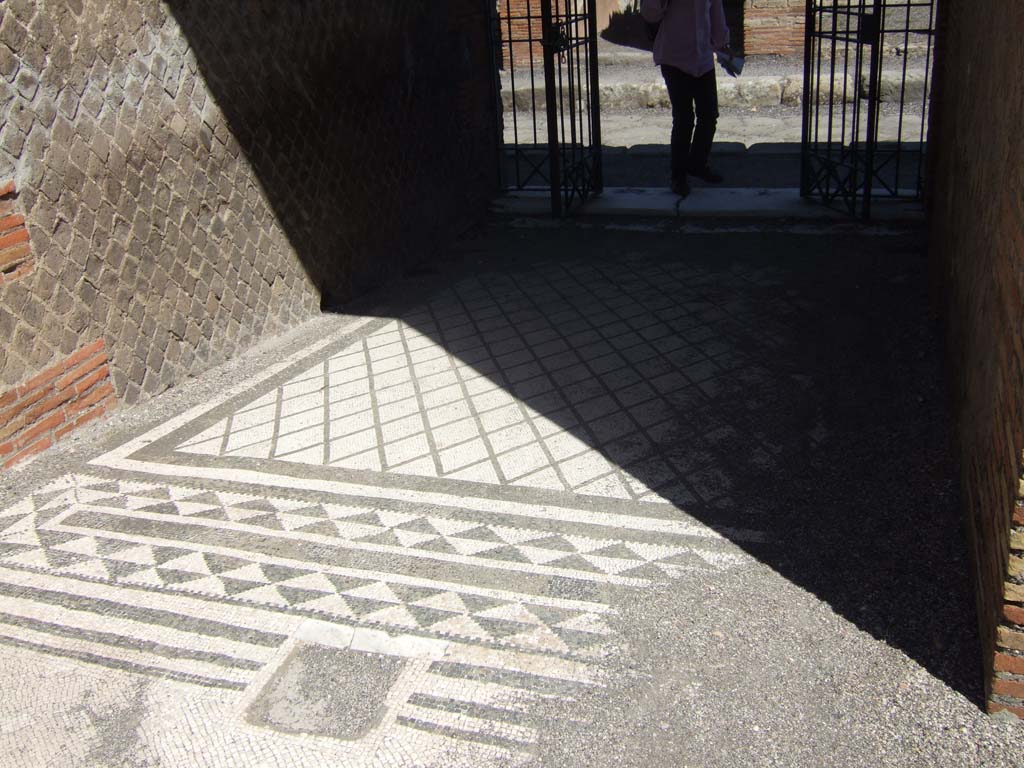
801, 0, 936, 218
497, 0, 602, 216
546, 0, 603, 215
500, 0, 550, 190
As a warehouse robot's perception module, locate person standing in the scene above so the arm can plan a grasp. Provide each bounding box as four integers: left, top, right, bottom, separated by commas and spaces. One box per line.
641, 0, 730, 197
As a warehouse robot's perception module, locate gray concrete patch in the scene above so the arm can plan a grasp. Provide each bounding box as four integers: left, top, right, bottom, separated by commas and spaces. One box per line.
78, 679, 149, 768
79, 677, 149, 768
247, 643, 406, 740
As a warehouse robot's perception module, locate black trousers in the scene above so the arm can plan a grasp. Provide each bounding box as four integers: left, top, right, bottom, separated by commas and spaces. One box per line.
661, 65, 719, 182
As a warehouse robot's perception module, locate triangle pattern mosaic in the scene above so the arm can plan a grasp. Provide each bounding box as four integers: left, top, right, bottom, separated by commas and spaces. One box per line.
7, 476, 740, 582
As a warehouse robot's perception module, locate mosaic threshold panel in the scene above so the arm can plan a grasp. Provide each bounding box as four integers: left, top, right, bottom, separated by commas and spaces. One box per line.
0, 261, 771, 765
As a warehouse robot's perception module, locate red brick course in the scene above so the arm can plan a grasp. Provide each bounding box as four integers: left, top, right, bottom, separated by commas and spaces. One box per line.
989, 702, 1024, 719
1004, 603, 1024, 627
497, 0, 546, 68
995, 475, 1024, 715
0, 340, 118, 469
743, 0, 804, 56
991, 678, 1024, 700
994, 653, 1024, 676
0, 182, 32, 286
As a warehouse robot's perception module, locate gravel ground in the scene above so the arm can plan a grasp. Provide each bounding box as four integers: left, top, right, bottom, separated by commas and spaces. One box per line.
532, 565, 1022, 768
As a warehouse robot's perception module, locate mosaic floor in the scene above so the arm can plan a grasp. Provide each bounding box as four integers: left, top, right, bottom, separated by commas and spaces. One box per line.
0, 252, 777, 766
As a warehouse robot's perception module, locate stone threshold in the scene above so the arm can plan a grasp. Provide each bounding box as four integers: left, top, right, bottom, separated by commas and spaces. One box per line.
492, 187, 925, 222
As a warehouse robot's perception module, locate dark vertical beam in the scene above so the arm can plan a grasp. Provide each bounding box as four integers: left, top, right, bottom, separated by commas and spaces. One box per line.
488, 0, 506, 192
861, 0, 884, 220
540, 0, 563, 216
587, 0, 603, 194
799, 0, 816, 197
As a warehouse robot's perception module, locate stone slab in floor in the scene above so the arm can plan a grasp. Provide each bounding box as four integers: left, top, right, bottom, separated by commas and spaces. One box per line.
247, 643, 406, 740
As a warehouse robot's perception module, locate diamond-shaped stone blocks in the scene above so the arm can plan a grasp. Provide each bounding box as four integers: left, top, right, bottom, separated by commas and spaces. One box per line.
0, 1, 498, 409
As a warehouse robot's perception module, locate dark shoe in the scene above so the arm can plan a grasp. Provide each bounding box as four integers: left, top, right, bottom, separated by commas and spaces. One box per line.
687, 165, 723, 183
671, 177, 691, 198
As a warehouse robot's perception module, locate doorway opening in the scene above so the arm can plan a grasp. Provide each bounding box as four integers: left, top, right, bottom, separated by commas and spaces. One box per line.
802, 0, 937, 218
494, 0, 604, 215
494, 0, 937, 219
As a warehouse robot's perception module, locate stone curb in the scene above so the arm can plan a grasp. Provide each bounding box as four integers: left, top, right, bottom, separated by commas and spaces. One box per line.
493, 187, 926, 222
501, 72, 927, 111
594, 40, 932, 67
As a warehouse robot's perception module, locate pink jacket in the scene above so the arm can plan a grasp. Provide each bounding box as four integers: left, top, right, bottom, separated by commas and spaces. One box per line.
641, 0, 730, 77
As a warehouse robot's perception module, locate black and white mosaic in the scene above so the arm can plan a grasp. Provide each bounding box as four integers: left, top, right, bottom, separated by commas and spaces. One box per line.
0, 256, 774, 765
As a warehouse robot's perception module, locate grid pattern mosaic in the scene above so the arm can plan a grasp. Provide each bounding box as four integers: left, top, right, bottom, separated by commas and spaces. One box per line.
178, 257, 785, 510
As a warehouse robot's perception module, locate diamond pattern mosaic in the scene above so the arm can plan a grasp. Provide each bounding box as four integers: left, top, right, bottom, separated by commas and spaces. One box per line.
178, 258, 778, 510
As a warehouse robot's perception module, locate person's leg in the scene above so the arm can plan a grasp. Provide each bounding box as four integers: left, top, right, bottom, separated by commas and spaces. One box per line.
687, 69, 721, 179
661, 65, 696, 192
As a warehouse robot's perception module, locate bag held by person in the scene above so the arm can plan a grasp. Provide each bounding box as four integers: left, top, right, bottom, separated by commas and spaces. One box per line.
638, 0, 667, 42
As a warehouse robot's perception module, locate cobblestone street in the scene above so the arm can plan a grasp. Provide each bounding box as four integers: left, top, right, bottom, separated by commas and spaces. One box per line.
0, 220, 1020, 766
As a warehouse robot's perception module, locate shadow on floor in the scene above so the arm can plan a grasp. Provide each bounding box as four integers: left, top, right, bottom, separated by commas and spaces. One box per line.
346, 219, 981, 706
504, 143, 804, 190
506, 141, 925, 191
601, 143, 803, 187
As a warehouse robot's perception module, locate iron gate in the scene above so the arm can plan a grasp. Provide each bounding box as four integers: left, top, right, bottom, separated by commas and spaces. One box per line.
496, 0, 603, 216
801, 0, 937, 218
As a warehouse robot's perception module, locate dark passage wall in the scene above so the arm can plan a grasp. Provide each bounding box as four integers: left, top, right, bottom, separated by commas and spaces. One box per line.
167, 0, 499, 304
0, 0, 498, 461
928, 0, 1024, 718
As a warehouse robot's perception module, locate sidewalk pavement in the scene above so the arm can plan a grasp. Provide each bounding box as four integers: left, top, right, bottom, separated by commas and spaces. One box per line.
501, 43, 930, 151
0, 218, 1020, 766
500, 46, 930, 112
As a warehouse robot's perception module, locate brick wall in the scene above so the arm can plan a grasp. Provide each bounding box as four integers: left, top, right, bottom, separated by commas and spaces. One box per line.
743, 0, 804, 56
0, 1, 498, 466
0, 340, 116, 468
0, 181, 32, 285
994, 475, 1024, 716
499, 1, 802, 66
497, 0, 549, 68
928, 0, 1024, 719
